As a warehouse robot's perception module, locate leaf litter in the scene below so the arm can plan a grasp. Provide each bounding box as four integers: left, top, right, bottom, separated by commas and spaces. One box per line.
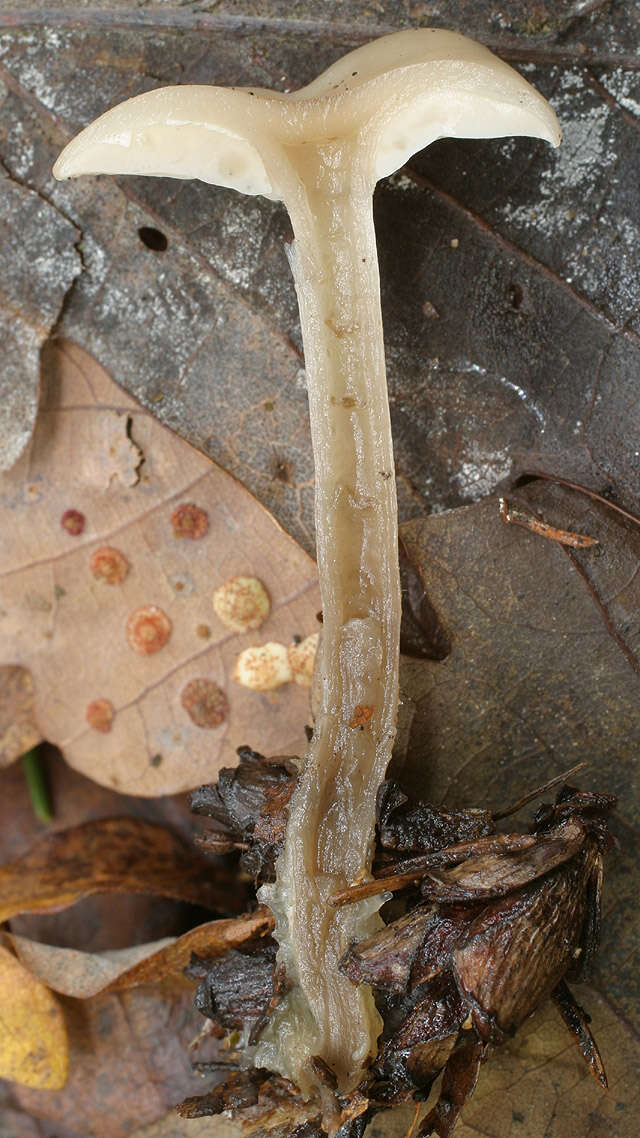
0, 9, 638, 1138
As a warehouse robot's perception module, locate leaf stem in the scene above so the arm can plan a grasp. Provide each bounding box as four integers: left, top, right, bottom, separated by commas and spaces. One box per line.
22, 746, 53, 823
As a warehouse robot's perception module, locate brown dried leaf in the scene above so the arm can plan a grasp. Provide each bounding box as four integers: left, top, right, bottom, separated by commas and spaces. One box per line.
359, 990, 638, 1138
0, 816, 245, 924
0, 340, 320, 796
10, 908, 274, 999
453, 990, 638, 1138
399, 484, 640, 799
129, 1115, 239, 1138
0, 945, 68, 1091
0, 666, 41, 768
11, 980, 214, 1138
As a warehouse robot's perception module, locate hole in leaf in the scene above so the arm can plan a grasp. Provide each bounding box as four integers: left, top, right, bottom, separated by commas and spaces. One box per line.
272, 457, 293, 484
138, 226, 168, 252
508, 282, 524, 311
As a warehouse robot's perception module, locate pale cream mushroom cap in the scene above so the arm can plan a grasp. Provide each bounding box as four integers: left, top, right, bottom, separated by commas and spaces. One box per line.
53, 28, 560, 198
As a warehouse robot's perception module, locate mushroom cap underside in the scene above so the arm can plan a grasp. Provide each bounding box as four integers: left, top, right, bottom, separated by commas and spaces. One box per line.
53, 27, 560, 198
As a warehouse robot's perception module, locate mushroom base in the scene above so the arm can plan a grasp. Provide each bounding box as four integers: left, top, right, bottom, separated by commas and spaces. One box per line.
184, 751, 615, 1138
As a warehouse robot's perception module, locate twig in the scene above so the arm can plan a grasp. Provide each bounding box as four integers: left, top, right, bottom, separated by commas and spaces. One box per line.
493, 761, 586, 821
404, 1101, 423, 1138
519, 472, 640, 530
332, 764, 587, 906
499, 497, 598, 548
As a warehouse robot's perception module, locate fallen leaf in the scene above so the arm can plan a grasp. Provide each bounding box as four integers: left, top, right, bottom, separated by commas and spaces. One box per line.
10, 908, 274, 999
399, 483, 640, 802
129, 1115, 239, 1138
0, 944, 69, 1090
0, 169, 81, 473
0, 340, 320, 796
453, 989, 638, 1138
0, 666, 41, 767
11, 980, 215, 1138
360, 989, 638, 1138
396, 480, 640, 1058
1, 19, 635, 552
0, 816, 247, 924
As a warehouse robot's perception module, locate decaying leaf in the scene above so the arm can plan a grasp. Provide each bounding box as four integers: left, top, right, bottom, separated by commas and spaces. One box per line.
452, 991, 638, 1138
0, 666, 41, 767
130, 1114, 239, 1138
10, 908, 274, 999
398, 482, 640, 801
0, 340, 320, 795
11, 980, 213, 1138
0, 816, 247, 924
0, 944, 68, 1091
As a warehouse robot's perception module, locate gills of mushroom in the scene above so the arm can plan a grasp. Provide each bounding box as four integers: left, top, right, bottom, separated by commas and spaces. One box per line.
54, 27, 560, 1108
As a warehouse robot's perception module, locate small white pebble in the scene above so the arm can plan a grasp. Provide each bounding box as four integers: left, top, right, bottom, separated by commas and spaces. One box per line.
213, 575, 270, 633
233, 642, 292, 691
288, 633, 319, 688
450, 237, 459, 248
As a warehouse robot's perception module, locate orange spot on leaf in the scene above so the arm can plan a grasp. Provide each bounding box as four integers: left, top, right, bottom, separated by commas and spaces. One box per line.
86, 699, 114, 733
126, 606, 172, 655
171, 503, 209, 540
89, 546, 129, 585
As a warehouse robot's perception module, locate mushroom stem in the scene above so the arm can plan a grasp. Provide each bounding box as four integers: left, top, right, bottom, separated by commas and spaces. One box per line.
255, 146, 400, 1095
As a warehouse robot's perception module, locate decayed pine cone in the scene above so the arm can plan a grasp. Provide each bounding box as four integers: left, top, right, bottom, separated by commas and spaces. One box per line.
181, 750, 615, 1137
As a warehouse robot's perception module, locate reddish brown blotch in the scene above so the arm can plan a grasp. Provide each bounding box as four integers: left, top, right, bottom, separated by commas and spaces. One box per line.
349, 704, 374, 728
60, 508, 85, 536
180, 679, 228, 729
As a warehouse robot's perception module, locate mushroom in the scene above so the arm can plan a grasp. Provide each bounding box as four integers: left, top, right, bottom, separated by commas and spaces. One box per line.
53, 27, 560, 1115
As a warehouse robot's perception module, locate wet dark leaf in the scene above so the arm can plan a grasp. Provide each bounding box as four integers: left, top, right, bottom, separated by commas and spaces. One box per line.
0, 168, 80, 472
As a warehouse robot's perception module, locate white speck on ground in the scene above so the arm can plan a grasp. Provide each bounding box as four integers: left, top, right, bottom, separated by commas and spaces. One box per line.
454, 444, 513, 501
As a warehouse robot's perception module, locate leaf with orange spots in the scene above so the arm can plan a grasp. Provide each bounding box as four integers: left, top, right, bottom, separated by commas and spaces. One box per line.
0, 944, 69, 1091
0, 340, 320, 794
0, 816, 248, 925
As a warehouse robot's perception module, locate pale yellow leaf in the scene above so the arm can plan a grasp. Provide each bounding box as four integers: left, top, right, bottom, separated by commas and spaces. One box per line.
0, 945, 69, 1090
